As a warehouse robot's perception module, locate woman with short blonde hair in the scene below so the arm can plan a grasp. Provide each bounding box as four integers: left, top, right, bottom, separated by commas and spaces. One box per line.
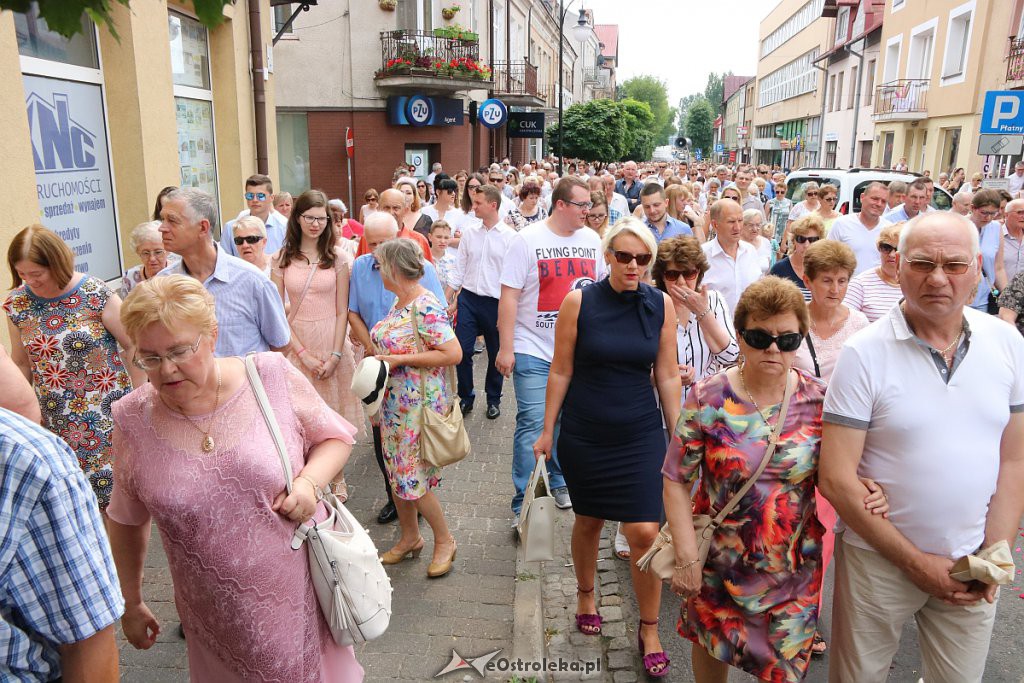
844, 221, 905, 322
768, 214, 824, 301
108, 274, 364, 681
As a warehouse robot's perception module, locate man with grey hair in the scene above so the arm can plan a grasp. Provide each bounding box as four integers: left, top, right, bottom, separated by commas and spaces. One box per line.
1002, 198, 1024, 280
426, 161, 443, 188
821, 211, 1024, 682
348, 211, 447, 524
158, 187, 290, 357
952, 190, 973, 216
615, 160, 643, 213
1005, 160, 1024, 197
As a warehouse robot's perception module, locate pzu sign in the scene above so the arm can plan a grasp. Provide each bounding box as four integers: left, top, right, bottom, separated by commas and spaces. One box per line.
981, 91, 1024, 135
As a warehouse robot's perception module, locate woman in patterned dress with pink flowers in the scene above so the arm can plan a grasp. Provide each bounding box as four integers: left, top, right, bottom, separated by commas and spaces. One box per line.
370, 238, 462, 578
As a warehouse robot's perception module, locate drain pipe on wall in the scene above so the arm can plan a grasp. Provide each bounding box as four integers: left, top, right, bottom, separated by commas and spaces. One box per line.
249, 0, 269, 175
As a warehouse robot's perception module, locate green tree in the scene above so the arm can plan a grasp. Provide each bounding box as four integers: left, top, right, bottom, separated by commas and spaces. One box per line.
703, 71, 732, 118
676, 93, 702, 136
6, 0, 230, 38
546, 99, 626, 163
617, 98, 656, 162
621, 75, 676, 143
685, 99, 715, 158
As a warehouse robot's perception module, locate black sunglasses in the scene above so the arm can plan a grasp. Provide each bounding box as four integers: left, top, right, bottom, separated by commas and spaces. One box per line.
794, 235, 821, 244
878, 242, 897, 255
233, 235, 264, 245
610, 250, 653, 266
663, 268, 699, 281
739, 329, 804, 352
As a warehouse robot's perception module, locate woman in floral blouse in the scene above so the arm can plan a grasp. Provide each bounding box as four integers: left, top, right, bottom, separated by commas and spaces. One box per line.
4, 225, 145, 509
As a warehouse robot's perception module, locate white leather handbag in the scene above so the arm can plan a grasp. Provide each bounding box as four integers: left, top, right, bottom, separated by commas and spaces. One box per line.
245, 355, 392, 646
517, 458, 556, 562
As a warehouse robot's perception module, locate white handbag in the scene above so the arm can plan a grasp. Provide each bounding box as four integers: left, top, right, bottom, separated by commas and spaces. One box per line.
517, 458, 556, 562
245, 354, 392, 646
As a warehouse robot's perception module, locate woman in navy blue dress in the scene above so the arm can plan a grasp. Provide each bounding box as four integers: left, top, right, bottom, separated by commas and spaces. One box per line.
534, 218, 681, 678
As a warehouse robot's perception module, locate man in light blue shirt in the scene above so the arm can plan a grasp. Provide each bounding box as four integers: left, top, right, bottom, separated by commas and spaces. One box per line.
159, 187, 290, 357
641, 182, 693, 242
883, 177, 930, 224
219, 174, 287, 256
347, 212, 445, 525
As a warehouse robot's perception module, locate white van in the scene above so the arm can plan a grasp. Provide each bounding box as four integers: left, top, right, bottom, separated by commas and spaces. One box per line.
784, 168, 953, 215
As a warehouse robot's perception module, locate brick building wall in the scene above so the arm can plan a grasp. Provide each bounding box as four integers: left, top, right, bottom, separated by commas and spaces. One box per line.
306, 110, 491, 208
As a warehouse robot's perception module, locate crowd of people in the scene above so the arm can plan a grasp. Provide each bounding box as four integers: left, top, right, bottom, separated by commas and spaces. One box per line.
0, 153, 1021, 683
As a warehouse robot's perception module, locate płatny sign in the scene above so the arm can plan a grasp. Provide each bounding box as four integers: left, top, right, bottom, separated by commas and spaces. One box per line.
981, 91, 1024, 135
25, 75, 120, 281
508, 112, 544, 138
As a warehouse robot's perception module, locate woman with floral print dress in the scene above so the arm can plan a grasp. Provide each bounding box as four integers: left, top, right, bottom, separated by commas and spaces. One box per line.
4, 225, 144, 509
369, 239, 462, 578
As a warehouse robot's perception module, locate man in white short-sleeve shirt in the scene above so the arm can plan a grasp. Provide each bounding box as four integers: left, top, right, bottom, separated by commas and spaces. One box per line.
819, 212, 1024, 683
700, 198, 761, 312
828, 181, 892, 275
496, 176, 606, 523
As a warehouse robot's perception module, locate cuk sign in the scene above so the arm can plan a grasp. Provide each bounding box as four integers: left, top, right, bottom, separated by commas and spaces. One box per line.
508, 112, 544, 138
24, 76, 120, 281
981, 91, 1024, 135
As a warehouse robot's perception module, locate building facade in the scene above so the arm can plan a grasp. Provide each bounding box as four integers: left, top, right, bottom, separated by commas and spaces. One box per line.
818, 0, 883, 169
2, 0, 277, 300
870, 0, 1017, 176
722, 75, 754, 165
754, 0, 829, 168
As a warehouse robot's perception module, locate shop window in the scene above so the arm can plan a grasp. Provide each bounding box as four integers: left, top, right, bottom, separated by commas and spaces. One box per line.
276, 112, 311, 196
169, 12, 218, 204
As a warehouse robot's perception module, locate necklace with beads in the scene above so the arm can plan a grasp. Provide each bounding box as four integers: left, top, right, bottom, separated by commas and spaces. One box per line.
181, 362, 222, 453
738, 362, 788, 445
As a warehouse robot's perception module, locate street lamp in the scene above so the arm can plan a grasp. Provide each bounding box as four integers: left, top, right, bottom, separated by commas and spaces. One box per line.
557, 3, 593, 176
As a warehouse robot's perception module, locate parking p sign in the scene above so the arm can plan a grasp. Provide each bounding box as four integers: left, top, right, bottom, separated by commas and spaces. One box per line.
981, 91, 1024, 135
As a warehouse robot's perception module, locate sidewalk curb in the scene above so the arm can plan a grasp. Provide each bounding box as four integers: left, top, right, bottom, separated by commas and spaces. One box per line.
512, 539, 548, 681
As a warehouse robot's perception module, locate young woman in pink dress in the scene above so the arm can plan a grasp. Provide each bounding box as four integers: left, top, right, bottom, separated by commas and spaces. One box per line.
107, 275, 363, 682
273, 190, 366, 497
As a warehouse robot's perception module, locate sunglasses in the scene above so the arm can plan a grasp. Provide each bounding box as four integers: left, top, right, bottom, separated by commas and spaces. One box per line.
663, 268, 700, 281
903, 258, 972, 275
610, 250, 653, 266
489, 177, 505, 183
234, 235, 264, 245
794, 235, 821, 244
244, 192, 268, 201
805, 192, 819, 197
739, 329, 804, 352
878, 242, 897, 255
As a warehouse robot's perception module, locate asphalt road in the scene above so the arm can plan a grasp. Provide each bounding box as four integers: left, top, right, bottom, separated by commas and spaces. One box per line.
617, 524, 1024, 682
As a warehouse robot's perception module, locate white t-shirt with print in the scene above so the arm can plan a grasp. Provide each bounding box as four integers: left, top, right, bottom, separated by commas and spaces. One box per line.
500, 221, 606, 362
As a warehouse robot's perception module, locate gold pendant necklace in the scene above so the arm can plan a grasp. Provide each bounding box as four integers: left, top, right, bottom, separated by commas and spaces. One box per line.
738, 362, 786, 445
183, 362, 222, 453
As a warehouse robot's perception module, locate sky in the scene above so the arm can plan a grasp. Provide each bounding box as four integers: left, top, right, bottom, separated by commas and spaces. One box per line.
580, 0, 763, 107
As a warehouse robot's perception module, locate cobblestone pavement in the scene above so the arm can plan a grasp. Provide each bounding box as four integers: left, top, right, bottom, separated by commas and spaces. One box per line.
117, 360, 522, 682
112, 358, 1024, 681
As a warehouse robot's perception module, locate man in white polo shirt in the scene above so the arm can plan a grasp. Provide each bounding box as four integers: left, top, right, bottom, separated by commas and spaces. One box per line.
828, 181, 892, 276
820, 212, 1024, 683
700, 198, 761, 312
496, 176, 606, 526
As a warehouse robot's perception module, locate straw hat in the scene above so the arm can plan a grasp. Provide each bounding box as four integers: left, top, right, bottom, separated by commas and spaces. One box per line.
351, 357, 390, 417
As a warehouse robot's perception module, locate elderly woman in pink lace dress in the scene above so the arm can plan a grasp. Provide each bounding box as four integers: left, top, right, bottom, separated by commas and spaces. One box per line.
107, 275, 363, 682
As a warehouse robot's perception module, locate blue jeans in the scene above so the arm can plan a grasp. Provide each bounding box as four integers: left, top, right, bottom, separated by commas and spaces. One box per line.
511, 353, 565, 514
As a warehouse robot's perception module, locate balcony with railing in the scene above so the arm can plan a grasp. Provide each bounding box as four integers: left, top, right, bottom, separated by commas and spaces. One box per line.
1009, 36, 1024, 83
872, 79, 929, 121
375, 29, 493, 92
491, 61, 545, 107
